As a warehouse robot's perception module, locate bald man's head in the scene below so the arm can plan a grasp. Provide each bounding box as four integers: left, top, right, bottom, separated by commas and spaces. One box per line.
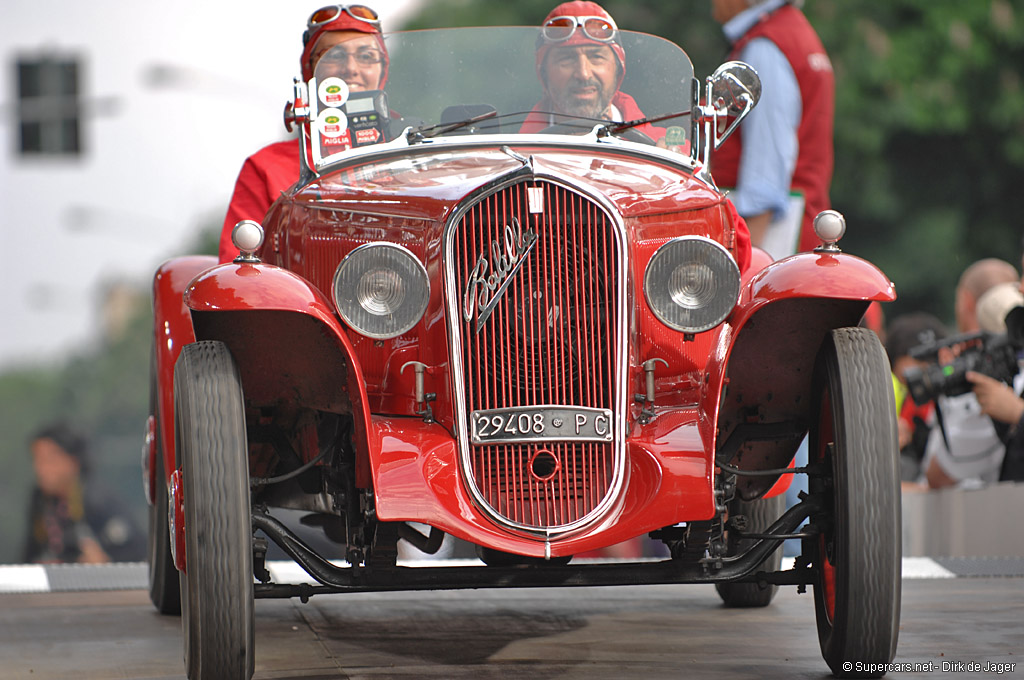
955, 258, 1020, 332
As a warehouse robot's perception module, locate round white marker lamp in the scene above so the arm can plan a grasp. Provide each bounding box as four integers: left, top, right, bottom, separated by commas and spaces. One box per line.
813, 210, 846, 253
232, 220, 265, 262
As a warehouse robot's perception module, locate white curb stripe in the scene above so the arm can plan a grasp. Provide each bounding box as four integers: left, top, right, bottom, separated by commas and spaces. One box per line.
0, 565, 50, 593
901, 557, 957, 579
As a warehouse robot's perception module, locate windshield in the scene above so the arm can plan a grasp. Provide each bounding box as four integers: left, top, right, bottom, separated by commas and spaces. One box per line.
307, 26, 695, 168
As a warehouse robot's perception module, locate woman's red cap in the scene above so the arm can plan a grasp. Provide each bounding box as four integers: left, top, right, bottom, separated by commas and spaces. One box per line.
300, 8, 388, 84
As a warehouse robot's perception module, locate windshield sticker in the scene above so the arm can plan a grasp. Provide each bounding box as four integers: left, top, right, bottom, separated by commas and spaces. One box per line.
322, 130, 353, 149
317, 109, 348, 138
355, 128, 381, 145
318, 77, 350, 107
665, 126, 691, 155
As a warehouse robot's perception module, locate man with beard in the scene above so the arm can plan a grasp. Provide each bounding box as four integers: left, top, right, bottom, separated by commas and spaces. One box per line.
520, 1, 663, 141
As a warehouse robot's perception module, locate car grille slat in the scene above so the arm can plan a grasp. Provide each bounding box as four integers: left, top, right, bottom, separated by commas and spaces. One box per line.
464, 440, 615, 528
449, 178, 621, 533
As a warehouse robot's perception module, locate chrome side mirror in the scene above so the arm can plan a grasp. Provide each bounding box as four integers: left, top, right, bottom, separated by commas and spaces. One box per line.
709, 61, 761, 148
693, 61, 761, 183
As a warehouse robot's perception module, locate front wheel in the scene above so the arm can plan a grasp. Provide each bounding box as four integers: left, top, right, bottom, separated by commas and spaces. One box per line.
175, 341, 254, 680
810, 328, 901, 678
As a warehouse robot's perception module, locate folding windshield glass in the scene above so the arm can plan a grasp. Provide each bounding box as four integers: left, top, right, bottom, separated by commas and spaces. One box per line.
308, 27, 695, 167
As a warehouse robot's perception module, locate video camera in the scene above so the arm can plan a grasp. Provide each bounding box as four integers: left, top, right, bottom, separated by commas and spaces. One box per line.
904, 306, 1024, 406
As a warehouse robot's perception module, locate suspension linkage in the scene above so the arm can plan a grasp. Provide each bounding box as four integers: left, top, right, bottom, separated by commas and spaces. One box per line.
715, 459, 826, 478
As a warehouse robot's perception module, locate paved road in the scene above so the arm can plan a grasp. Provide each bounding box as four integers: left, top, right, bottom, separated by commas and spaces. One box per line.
1, 560, 1022, 679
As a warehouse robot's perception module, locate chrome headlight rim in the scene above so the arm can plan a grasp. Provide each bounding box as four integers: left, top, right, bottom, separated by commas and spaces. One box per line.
643, 235, 740, 334
332, 242, 430, 340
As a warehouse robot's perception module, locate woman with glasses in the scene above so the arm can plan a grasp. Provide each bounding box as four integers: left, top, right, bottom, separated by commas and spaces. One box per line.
218, 5, 388, 263
302, 5, 388, 93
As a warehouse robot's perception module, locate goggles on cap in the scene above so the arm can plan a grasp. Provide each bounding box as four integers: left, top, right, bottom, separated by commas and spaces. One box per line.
541, 15, 617, 43
304, 4, 381, 43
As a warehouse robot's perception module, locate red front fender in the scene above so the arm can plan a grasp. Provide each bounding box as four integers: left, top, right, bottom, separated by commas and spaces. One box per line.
151, 255, 217, 492
708, 250, 896, 499
184, 261, 342, 326
737, 249, 896, 317
184, 262, 376, 486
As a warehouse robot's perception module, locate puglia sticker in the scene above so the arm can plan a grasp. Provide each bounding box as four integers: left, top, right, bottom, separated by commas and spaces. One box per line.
318, 77, 350, 107
316, 108, 348, 138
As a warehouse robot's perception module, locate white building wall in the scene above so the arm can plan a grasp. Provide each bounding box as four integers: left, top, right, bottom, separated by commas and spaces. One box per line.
0, 0, 419, 368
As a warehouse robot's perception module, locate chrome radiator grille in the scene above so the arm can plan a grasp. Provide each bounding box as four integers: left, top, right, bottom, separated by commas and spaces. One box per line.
447, 178, 624, 533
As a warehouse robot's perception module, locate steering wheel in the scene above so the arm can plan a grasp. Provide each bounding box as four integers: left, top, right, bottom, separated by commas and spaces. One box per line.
537, 122, 655, 146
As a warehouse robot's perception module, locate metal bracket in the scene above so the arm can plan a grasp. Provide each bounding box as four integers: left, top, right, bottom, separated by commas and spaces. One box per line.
401, 361, 435, 422
636, 358, 668, 424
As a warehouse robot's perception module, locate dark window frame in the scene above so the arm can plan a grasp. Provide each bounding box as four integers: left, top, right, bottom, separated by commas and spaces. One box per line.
16, 55, 83, 156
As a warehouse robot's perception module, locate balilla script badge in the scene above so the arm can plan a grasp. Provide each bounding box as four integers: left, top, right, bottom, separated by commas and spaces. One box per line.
463, 217, 539, 333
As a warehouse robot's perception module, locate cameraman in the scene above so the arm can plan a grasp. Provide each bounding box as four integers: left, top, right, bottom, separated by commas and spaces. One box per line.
921, 258, 1021, 489
968, 277, 1024, 482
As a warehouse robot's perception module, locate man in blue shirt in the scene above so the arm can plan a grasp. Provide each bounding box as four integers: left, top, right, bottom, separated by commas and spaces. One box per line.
710, 0, 835, 259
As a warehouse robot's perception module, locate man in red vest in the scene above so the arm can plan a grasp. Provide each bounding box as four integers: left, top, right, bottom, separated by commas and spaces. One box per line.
709, 0, 834, 258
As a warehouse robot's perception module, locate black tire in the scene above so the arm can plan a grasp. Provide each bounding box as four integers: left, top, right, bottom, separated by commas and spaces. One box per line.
148, 348, 181, 615
148, 447, 181, 614
810, 328, 901, 678
715, 493, 785, 607
175, 341, 254, 680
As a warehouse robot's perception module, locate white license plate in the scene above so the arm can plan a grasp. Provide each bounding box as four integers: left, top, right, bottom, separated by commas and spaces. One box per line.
470, 406, 614, 445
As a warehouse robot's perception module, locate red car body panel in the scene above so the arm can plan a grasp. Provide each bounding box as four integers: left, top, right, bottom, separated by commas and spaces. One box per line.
369, 407, 713, 558
713, 251, 896, 498
148, 140, 896, 550
184, 262, 376, 487
150, 255, 215, 487
259, 148, 738, 425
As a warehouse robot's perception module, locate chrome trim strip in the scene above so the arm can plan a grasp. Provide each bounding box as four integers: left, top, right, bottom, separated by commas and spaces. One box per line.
299, 204, 428, 221
442, 168, 630, 541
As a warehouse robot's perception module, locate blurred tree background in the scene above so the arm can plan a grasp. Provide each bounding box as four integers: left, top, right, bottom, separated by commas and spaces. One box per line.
0, 0, 1021, 562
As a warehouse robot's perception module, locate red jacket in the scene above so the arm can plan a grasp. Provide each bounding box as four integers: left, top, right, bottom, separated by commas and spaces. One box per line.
710, 4, 834, 253
219, 139, 301, 262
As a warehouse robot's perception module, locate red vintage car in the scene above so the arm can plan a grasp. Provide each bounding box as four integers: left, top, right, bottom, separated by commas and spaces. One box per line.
143, 26, 901, 680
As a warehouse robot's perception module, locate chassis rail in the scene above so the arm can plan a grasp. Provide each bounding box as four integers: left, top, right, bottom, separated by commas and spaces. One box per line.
251, 495, 822, 599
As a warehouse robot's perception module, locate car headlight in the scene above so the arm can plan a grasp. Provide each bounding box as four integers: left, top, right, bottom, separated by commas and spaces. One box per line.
643, 236, 740, 333
332, 243, 429, 339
